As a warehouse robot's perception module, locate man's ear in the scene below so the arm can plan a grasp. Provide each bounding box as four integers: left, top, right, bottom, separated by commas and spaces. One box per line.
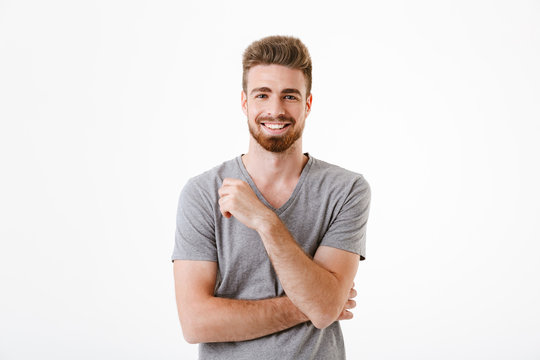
241, 90, 248, 116
305, 93, 313, 116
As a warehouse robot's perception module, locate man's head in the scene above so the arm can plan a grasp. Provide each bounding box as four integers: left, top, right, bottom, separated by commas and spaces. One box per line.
241, 36, 313, 153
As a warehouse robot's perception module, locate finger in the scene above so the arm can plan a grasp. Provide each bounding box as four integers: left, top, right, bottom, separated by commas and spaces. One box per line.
344, 299, 356, 310
349, 288, 357, 299
220, 208, 232, 218
222, 178, 243, 186
218, 198, 232, 218
218, 186, 228, 197
219, 183, 245, 199
337, 310, 353, 321
218, 182, 236, 196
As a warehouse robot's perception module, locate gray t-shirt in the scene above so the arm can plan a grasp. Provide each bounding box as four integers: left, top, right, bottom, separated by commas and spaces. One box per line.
172, 154, 371, 360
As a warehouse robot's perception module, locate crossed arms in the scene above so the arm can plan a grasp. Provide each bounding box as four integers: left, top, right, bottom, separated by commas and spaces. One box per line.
173, 178, 360, 344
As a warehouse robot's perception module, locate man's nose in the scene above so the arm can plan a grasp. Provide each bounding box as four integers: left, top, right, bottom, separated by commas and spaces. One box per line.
267, 97, 285, 116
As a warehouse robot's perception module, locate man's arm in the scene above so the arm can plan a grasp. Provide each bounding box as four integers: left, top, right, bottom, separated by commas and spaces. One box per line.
173, 259, 356, 343
219, 178, 361, 329
259, 223, 359, 329
173, 259, 307, 344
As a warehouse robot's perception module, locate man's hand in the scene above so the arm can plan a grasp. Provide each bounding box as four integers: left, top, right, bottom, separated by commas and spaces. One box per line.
337, 284, 357, 321
218, 178, 274, 230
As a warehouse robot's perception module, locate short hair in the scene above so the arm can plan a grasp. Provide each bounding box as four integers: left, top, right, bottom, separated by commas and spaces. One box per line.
242, 35, 312, 96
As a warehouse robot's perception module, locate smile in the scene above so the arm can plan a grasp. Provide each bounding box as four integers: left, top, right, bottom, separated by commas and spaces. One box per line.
261, 123, 291, 130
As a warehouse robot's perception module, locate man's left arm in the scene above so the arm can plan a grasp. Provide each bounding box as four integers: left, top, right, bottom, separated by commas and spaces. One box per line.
258, 220, 359, 329
218, 178, 369, 329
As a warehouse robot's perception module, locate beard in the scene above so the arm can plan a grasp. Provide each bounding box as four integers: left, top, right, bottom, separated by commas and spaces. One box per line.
248, 114, 304, 153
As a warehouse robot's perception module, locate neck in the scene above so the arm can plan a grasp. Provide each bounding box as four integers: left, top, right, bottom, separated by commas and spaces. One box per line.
242, 137, 308, 185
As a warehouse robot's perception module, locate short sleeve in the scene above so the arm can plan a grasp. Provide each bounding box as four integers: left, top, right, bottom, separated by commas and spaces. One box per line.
320, 176, 371, 260
171, 178, 217, 262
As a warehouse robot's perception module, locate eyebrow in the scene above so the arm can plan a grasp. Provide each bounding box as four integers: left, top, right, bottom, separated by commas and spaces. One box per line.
250, 87, 272, 95
250, 87, 303, 97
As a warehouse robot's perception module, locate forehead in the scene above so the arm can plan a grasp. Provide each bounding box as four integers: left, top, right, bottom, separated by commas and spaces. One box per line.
246, 64, 307, 94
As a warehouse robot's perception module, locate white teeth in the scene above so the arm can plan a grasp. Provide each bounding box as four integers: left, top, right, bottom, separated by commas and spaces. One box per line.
264, 123, 286, 129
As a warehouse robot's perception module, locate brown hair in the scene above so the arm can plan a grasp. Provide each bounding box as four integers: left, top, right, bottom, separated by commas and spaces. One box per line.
242, 35, 312, 96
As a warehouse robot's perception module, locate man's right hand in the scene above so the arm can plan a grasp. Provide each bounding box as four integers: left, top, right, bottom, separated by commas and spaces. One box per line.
337, 283, 357, 321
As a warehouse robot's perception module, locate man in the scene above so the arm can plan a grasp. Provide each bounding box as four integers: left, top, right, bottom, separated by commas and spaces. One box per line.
172, 35, 371, 359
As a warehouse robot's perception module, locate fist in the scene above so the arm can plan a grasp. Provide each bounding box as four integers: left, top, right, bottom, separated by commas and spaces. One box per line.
218, 178, 274, 230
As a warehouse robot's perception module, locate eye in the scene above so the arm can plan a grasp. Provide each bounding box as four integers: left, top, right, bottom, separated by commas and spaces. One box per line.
284, 95, 298, 100
255, 94, 267, 99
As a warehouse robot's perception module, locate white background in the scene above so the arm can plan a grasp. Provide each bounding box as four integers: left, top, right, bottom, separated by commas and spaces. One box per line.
1, 0, 539, 359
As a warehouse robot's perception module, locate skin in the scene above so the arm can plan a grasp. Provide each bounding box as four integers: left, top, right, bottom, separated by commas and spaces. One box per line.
174, 64, 360, 344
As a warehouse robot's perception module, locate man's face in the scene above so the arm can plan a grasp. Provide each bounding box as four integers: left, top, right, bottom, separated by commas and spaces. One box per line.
242, 64, 312, 153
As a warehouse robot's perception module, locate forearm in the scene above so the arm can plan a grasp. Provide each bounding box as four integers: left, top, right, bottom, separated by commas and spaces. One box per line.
182, 295, 308, 344
256, 215, 347, 328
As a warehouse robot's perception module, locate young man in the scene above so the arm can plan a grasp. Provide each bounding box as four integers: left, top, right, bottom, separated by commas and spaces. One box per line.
172, 35, 371, 359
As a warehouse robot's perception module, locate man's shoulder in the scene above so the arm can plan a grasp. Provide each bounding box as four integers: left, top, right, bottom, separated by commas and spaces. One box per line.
183, 156, 241, 193
309, 156, 368, 189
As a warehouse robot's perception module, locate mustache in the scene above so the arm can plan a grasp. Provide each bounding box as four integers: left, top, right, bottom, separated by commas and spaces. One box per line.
256, 114, 295, 124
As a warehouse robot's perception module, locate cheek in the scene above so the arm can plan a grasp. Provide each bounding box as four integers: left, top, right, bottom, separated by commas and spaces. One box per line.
248, 105, 263, 119
248, 108, 257, 119
290, 107, 305, 119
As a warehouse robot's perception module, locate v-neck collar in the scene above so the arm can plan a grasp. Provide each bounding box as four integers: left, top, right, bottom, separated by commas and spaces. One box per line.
235, 153, 314, 215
